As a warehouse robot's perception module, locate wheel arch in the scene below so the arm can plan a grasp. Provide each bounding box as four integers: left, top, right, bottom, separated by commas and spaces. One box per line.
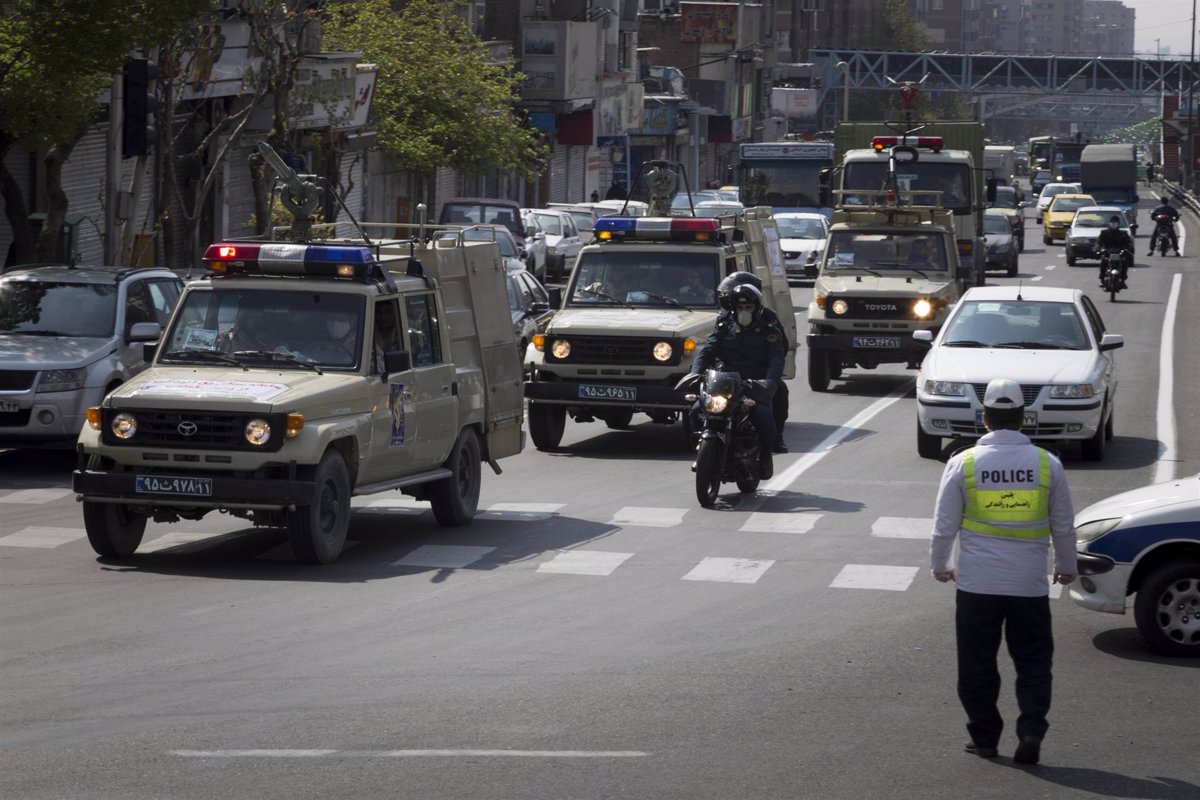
325, 436, 360, 487
1126, 543, 1200, 596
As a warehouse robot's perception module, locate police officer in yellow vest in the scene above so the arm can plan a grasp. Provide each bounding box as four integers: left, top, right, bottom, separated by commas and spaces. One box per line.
930, 378, 1077, 765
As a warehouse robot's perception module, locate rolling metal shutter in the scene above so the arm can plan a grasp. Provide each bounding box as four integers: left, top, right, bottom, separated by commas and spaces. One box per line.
549, 145, 569, 203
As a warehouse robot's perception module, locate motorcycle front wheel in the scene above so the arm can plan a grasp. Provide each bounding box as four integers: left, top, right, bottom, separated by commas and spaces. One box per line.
695, 438, 724, 508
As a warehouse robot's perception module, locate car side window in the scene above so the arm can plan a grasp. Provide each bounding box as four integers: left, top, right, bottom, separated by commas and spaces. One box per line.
146, 280, 181, 326
372, 298, 404, 374
404, 294, 442, 367
1080, 296, 1106, 341
525, 273, 548, 304
515, 273, 536, 308
123, 281, 153, 332
563, 216, 577, 238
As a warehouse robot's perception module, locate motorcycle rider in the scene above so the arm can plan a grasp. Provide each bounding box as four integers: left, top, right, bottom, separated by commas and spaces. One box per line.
691, 283, 786, 479
1147, 196, 1181, 256
1096, 215, 1134, 289
716, 272, 792, 453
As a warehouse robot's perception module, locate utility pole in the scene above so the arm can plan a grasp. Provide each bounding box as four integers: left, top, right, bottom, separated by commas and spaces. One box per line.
104, 71, 122, 265
1190, 0, 1197, 191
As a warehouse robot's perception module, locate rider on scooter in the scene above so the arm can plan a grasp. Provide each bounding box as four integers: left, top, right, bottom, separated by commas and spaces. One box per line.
1096, 215, 1134, 289
1147, 196, 1181, 256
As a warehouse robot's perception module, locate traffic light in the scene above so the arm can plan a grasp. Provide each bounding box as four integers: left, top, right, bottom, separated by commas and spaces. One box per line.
121, 57, 159, 158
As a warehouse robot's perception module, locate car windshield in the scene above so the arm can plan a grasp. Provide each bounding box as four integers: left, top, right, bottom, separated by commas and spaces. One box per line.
984, 215, 1012, 234
824, 231, 950, 273
0, 280, 117, 337
1073, 212, 1114, 228
990, 190, 1018, 209
568, 251, 720, 307
567, 212, 595, 232
775, 217, 827, 239
943, 300, 1089, 350
441, 203, 522, 238
1050, 197, 1092, 213
439, 227, 518, 257
671, 191, 721, 209
161, 289, 366, 369
534, 213, 564, 236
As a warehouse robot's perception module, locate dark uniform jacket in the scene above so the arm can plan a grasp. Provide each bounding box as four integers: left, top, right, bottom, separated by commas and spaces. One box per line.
691, 310, 786, 383
1096, 227, 1133, 252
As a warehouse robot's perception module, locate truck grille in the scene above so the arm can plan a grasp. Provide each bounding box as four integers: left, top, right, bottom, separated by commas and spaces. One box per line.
101, 409, 286, 452
544, 335, 683, 366
0, 371, 36, 391
970, 383, 1043, 405
837, 297, 922, 320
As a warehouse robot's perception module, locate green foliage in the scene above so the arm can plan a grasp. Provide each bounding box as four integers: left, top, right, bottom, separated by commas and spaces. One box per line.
865, 0, 932, 52
1100, 117, 1162, 148
322, 0, 547, 177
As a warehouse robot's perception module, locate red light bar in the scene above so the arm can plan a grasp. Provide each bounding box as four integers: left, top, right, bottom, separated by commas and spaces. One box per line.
670, 218, 720, 233
203, 243, 261, 263
871, 136, 944, 153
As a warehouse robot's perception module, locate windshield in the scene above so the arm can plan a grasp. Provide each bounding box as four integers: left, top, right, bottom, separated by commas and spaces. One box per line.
842, 161, 972, 213
1073, 212, 1116, 228
825, 231, 950, 273
440, 203, 522, 239
534, 212, 563, 236
984, 216, 1012, 235
162, 289, 366, 369
0, 280, 117, 337
990, 190, 1018, 209
1049, 197, 1091, 213
737, 160, 826, 209
943, 300, 1088, 350
439, 227, 518, 257
567, 212, 595, 233
568, 251, 721, 308
1088, 188, 1135, 204
775, 217, 826, 239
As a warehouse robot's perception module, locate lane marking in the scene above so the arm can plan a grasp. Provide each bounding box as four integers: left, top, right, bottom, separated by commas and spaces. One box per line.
1045, 264, 1056, 270
766, 381, 913, 493
871, 517, 933, 539
608, 506, 687, 528
1154, 273, 1183, 484
392, 545, 495, 569
138, 531, 226, 554
537, 550, 633, 576
0, 488, 74, 505
169, 749, 650, 758
739, 512, 821, 534
0, 527, 87, 548
1030, 275, 1044, 281
682, 557, 774, 584
830, 564, 919, 591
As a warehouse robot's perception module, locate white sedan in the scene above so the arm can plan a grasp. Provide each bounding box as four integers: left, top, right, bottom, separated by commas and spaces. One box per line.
773, 212, 829, 281
914, 285, 1122, 460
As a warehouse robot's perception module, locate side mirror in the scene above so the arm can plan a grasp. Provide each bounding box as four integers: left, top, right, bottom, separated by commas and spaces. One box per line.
547, 287, 563, 308
1099, 333, 1123, 352
143, 342, 159, 362
530, 301, 550, 314
384, 350, 412, 373
818, 167, 833, 209
127, 321, 162, 342
985, 178, 998, 204
912, 330, 934, 343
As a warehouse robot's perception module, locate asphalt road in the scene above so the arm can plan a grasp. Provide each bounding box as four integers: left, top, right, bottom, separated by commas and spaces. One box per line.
2, 194, 1198, 800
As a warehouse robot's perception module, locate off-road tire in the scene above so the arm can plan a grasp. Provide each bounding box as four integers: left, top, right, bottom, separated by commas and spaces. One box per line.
286, 449, 351, 565
529, 402, 565, 451
604, 410, 634, 430
807, 350, 832, 392
431, 428, 481, 527
83, 501, 147, 558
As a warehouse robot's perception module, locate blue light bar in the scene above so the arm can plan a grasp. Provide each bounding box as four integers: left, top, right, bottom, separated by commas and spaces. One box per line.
594, 217, 638, 234
303, 245, 374, 266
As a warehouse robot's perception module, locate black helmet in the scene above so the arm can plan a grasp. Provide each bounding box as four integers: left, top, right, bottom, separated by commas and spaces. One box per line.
728, 283, 763, 316
717, 271, 762, 309
1161, 196, 1171, 204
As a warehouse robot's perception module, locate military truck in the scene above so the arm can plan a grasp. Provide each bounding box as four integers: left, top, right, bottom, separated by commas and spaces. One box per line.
73, 147, 523, 565
523, 207, 797, 450
806, 187, 968, 392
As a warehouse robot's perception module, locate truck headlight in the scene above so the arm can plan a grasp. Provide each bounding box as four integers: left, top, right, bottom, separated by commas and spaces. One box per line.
244, 418, 272, 446
830, 299, 849, 316
111, 412, 138, 440
1075, 517, 1122, 543
652, 341, 673, 361
37, 367, 87, 393
913, 299, 934, 318
1049, 384, 1095, 399
923, 380, 966, 397
702, 393, 729, 413
550, 339, 571, 359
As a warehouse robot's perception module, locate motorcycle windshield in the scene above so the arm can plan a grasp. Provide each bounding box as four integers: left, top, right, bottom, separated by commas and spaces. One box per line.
705, 370, 740, 395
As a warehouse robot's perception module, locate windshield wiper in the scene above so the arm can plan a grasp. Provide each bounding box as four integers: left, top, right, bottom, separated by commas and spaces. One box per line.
574, 287, 636, 309
640, 291, 691, 311
997, 341, 1081, 351
233, 350, 324, 374
10, 330, 75, 337
158, 349, 248, 370
943, 339, 987, 347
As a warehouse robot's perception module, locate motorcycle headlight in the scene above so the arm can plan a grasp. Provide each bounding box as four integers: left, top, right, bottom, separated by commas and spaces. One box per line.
830, 299, 849, 316
912, 299, 934, 319
111, 412, 138, 440
37, 367, 87, 393
1049, 384, 1095, 399
652, 341, 673, 362
550, 339, 571, 359
1075, 517, 1122, 544
702, 393, 729, 414
923, 380, 967, 397
244, 418, 272, 446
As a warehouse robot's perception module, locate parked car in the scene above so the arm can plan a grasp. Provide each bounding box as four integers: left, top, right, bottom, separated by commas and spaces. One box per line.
691, 200, 745, 217
436, 224, 525, 272
987, 185, 1025, 251
670, 190, 722, 213
983, 209, 1019, 276
506, 266, 555, 366
589, 199, 648, 217
1035, 182, 1082, 224
1042, 193, 1096, 244
914, 285, 1122, 460
439, 197, 539, 274
517, 211, 548, 281
0, 264, 181, 448
1072, 473, 1200, 657
1065, 206, 1132, 266
526, 209, 583, 280
773, 211, 829, 281
547, 204, 599, 246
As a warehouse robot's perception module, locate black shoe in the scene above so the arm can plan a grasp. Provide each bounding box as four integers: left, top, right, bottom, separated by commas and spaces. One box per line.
964, 742, 999, 758
1013, 737, 1041, 764
772, 439, 788, 454
758, 454, 774, 481
1176, 250, 1182, 257
1146, 251, 1154, 256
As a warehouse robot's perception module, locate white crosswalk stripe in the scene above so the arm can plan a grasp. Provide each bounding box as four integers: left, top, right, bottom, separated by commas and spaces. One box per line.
608, 506, 688, 528
392, 545, 495, 569
0, 488, 75, 505
739, 512, 821, 534
830, 564, 920, 592
479, 502, 565, 522
0, 527, 87, 548
537, 550, 633, 576
139, 531, 231, 554
682, 557, 774, 584
870, 517, 933, 539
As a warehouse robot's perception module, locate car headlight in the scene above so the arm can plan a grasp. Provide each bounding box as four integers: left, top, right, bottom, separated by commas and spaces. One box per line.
1075, 517, 1123, 543
546, 245, 558, 255
913, 298, 934, 319
923, 380, 967, 397
550, 339, 571, 359
830, 299, 849, 316
1049, 384, 1095, 399
244, 418, 272, 446
702, 393, 729, 413
652, 341, 673, 362
111, 412, 137, 440
37, 367, 87, 393
784, 251, 799, 260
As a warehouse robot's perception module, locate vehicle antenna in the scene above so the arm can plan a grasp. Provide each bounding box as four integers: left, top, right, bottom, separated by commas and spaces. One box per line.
1016, 281, 1023, 302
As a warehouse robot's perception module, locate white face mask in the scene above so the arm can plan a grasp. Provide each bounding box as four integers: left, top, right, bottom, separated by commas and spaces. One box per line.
329, 320, 351, 339
737, 310, 753, 327
1108, 223, 1118, 229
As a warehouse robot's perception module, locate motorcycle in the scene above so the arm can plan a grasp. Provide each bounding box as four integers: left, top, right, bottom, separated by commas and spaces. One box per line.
1098, 247, 1126, 302
677, 370, 767, 507
1152, 212, 1175, 256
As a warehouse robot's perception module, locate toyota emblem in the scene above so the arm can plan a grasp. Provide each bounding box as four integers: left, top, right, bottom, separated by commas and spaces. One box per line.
177, 421, 198, 437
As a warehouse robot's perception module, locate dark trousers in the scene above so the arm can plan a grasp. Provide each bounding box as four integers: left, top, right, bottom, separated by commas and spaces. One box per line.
955, 589, 1054, 747
1149, 225, 1179, 252
772, 381, 789, 440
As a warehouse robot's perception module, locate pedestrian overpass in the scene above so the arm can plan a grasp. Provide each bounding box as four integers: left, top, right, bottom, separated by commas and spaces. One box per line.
806, 49, 1198, 129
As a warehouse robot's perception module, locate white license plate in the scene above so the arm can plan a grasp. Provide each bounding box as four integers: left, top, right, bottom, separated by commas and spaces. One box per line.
135, 475, 213, 497
852, 337, 901, 349
976, 410, 1037, 427
0, 400, 19, 413
578, 384, 637, 402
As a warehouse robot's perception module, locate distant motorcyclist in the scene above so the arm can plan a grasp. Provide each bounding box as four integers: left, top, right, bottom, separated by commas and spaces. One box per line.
1096, 215, 1134, 288
691, 282, 786, 479
1147, 196, 1181, 256
717, 271, 791, 453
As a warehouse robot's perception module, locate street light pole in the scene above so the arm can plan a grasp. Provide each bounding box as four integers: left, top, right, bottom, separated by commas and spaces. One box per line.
836, 60, 850, 123
1189, 0, 1197, 189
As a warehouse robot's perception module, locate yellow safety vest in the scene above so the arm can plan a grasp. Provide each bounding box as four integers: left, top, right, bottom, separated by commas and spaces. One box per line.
961, 448, 1051, 539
